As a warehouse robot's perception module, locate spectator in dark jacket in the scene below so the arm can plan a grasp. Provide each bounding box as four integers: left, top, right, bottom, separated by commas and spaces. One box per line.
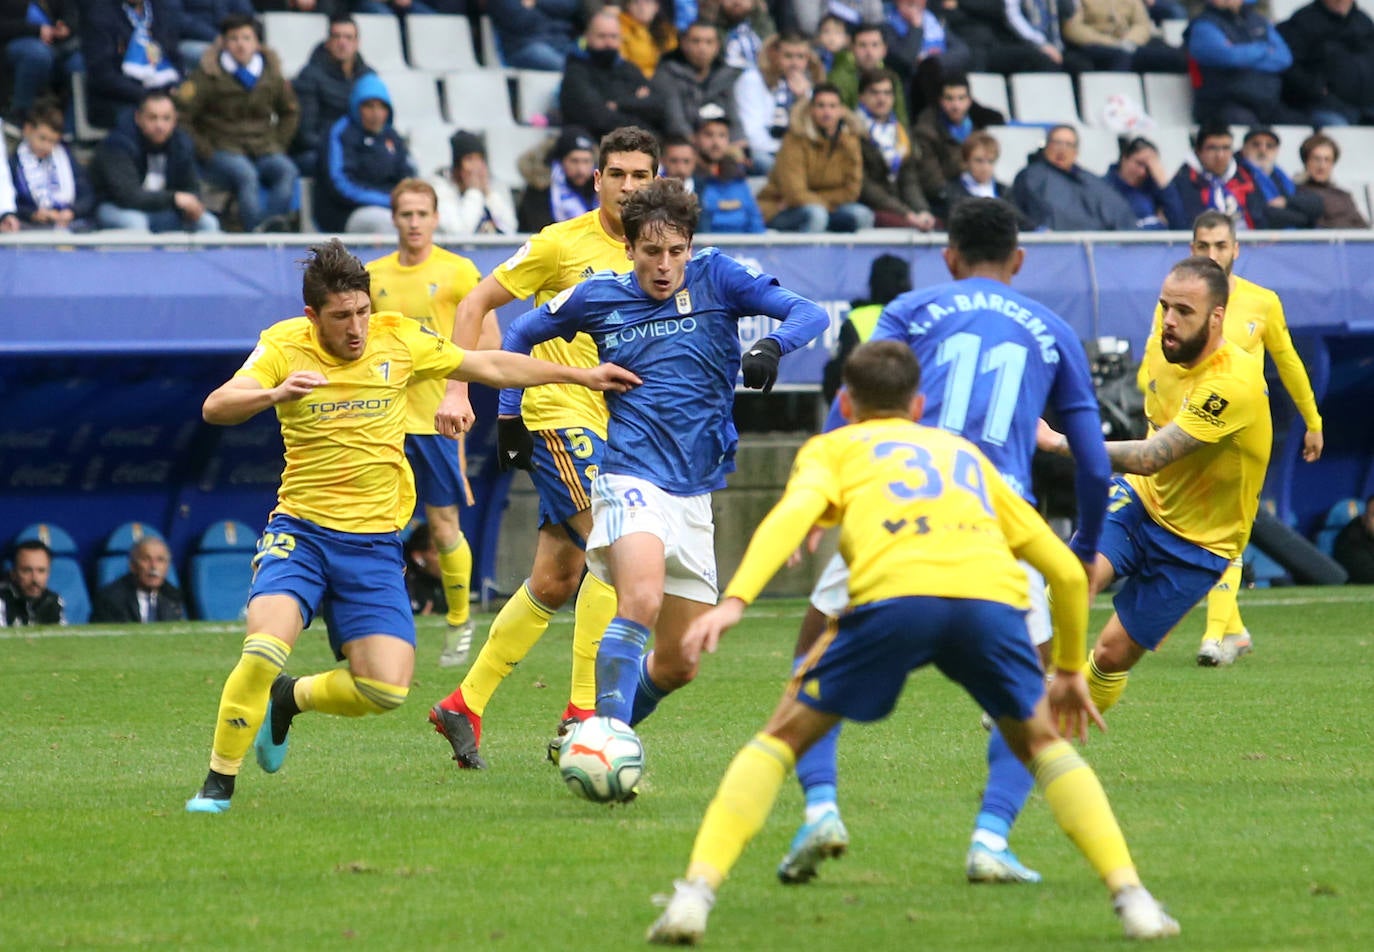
1333, 495, 1374, 583
559, 8, 665, 138
1011, 124, 1137, 231
1279, 0, 1374, 127
80, 0, 184, 129
178, 0, 254, 66
290, 14, 373, 173
515, 125, 598, 232
91, 537, 187, 624
911, 71, 1002, 217
854, 69, 934, 230
1235, 126, 1321, 229
1185, 0, 1308, 124
691, 104, 764, 232
92, 89, 221, 231
488, 0, 580, 70
881, 0, 973, 84
9, 98, 94, 229
1165, 121, 1268, 230
650, 20, 743, 141
942, 130, 1031, 228
1, 0, 78, 123
0, 540, 65, 627
1105, 135, 1186, 229
315, 71, 415, 232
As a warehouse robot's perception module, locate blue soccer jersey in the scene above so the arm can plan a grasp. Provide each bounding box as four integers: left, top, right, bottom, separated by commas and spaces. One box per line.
499, 247, 828, 495
865, 276, 1110, 559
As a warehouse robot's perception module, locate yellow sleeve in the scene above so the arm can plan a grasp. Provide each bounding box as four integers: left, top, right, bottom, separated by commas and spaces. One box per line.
399, 320, 466, 381
235, 337, 288, 389
1136, 304, 1163, 394
452, 258, 482, 327
1260, 296, 1322, 431
493, 231, 560, 301
722, 487, 832, 605
995, 472, 1089, 670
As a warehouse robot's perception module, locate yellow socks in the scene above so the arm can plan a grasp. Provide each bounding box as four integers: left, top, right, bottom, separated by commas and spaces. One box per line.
437, 534, 473, 628
1203, 559, 1245, 643
1031, 739, 1140, 894
209, 633, 291, 776
458, 581, 555, 717
686, 733, 796, 890
571, 572, 617, 711
1087, 654, 1128, 714
296, 669, 409, 715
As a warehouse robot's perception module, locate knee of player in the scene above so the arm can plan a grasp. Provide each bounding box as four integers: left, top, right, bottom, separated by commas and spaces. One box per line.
653, 654, 698, 691
527, 571, 580, 608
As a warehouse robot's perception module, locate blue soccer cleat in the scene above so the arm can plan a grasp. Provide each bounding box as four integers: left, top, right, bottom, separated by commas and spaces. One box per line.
777, 808, 849, 884
966, 842, 1042, 884
254, 675, 297, 774
185, 794, 231, 814
185, 771, 234, 813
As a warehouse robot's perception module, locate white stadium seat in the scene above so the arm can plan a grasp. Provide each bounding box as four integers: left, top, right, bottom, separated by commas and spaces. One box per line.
406, 14, 479, 73
1142, 72, 1193, 128
988, 126, 1048, 185
353, 12, 408, 72
376, 70, 445, 130
443, 70, 518, 127
260, 11, 327, 79
513, 69, 563, 124
1078, 72, 1146, 130
1009, 72, 1080, 126
968, 72, 1010, 120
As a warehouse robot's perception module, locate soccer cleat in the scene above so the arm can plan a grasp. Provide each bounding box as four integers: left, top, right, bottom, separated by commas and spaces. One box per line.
966, 843, 1043, 884
646, 877, 715, 945
439, 622, 473, 668
429, 701, 487, 769
546, 706, 594, 766
1196, 639, 1225, 667
1114, 885, 1181, 939
777, 809, 849, 884
185, 770, 235, 814
254, 674, 298, 774
1221, 630, 1253, 664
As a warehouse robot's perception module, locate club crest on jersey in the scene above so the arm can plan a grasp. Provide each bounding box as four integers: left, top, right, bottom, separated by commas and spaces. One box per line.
675, 290, 692, 315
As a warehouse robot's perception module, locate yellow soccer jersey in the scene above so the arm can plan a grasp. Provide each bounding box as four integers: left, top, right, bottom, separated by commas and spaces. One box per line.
1139, 276, 1320, 431
492, 210, 630, 436
236, 312, 465, 534
1130, 341, 1272, 560
367, 247, 481, 434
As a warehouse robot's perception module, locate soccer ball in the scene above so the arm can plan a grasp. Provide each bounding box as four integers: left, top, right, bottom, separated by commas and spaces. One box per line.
559, 716, 644, 803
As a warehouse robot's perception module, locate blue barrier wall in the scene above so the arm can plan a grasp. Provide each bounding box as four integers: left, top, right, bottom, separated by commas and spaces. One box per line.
3, 235, 1373, 597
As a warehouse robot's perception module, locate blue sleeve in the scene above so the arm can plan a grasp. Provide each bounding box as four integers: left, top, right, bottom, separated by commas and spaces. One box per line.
1188, 20, 1267, 68
1262, 23, 1293, 70
496, 287, 593, 416
1060, 406, 1110, 561
822, 394, 847, 433
712, 253, 828, 353
744, 194, 766, 234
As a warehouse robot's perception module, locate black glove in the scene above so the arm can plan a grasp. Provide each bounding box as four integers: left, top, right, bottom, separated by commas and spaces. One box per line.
497, 416, 535, 472
741, 338, 783, 393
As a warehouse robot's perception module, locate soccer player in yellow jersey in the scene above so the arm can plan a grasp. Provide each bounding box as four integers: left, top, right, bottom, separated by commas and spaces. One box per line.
184, 239, 639, 814
367, 178, 497, 669
426, 128, 660, 769
646, 341, 1179, 945
1136, 210, 1322, 666
1043, 256, 1271, 712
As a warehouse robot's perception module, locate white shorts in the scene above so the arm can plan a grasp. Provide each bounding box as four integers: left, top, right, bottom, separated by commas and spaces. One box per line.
586, 473, 719, 604
809, 555, 1052, 647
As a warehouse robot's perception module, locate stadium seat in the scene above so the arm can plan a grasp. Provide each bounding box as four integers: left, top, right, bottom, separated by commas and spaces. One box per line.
375, 70, 445, 130
1160, 19, 1188, 48
1078, 72, 1146, 130
479, 15, 501, 67
97, 521, 179, 588
1268, 0, 1307, 22
1245, 544, 1289, 588
70, 71, 109, 144
1321, 127, 1374, 185
260, 11, 327, 79
13, 523, 90, 624
1150, 125, 1194, 179
353, 12, 409, 72
968, 72, 1010, 121
1009, 72, 1080, 125
484, 124, 554, 186
403, 121, 461, 177
987, 125, 1046, 186
1076, 126, 1120, 176
1142, 73, 1193, 129
513, 69, 563, 124
406, 14, 480, 73
1315, 497, 1361, 556
188, 520, 257, 621
442, 71, 518, 127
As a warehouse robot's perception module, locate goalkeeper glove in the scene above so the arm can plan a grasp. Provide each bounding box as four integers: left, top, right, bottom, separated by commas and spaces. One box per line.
497, 416, 535, 472
741, 338, 782, 393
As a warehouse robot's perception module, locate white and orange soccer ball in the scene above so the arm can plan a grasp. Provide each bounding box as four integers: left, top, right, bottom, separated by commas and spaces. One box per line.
559, 716, 644, 803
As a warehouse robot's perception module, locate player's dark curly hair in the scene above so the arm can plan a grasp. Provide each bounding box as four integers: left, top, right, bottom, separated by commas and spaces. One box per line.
1169, 255, 1230, 314
621, 178, 701, 247
599, 126, 661, 173
843, 340, 922, 413
301, 238, 371, 312
947, 198, 1019, 266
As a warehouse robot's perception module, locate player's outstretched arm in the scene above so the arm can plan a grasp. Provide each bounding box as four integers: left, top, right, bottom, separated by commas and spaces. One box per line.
450, 350, 641, 392
1047, 670, 1106, 744
202, 372, 328, 426
436, 276, 519, 435
1041, 419, 1206, 476
681, 597, 747, 664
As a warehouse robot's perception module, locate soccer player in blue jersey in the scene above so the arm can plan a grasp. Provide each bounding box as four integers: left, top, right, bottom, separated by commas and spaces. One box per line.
497, 177, 829, 763
777, 197, 1112, 886
646, 340, 1179, 945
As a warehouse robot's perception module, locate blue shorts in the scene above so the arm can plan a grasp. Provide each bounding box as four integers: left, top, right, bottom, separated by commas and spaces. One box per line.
249, 513, 415, 661
530, 426, 605, 539
1098, 477, 1230, 650
405, 433, 471, 509
793, 596, 1044, 724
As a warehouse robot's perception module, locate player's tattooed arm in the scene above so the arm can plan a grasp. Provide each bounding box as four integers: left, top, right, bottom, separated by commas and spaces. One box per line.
1102, 423, 1206, 476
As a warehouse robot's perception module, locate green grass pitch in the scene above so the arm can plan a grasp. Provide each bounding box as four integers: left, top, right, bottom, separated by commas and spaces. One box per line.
2, 588, 1372, 951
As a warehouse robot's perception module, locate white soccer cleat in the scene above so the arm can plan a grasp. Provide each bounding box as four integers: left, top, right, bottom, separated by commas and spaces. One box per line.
1196, 640, 1225, 667
1114, 885, 1181, 940
1220, 630, 1253, 664
440, 622, 473, 668
646, 877, 715, 945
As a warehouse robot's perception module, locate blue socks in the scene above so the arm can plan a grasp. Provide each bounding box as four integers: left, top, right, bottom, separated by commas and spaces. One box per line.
973, 726, 1035, 848
629, 653, 667, 726
595, 617, 651, 723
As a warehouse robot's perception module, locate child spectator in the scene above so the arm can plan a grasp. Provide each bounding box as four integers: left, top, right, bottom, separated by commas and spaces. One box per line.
8, 97, 94, 230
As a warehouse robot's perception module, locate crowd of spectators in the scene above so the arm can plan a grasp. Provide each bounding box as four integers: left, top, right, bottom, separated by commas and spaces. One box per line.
4, 0, 1374, 235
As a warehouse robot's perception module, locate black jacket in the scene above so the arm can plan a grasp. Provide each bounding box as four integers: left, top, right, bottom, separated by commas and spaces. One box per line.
80, 0, 184, 128
291, 41, 374, 157
0, 579, 65, 626
1279, 0, 1374, 119
91, 574, 186, 624
558, 47, 665, 139
90, 109, 203, 212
